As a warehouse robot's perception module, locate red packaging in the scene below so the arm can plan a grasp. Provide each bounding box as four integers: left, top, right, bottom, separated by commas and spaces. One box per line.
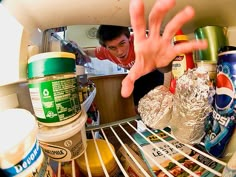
169, 29, 195, 94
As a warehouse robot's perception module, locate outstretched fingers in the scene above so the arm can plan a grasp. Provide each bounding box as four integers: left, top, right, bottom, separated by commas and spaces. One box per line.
129, 0, 147, 42
121, 72, 135, 98
162, 6, 195, 41
173, 39, 208, 57
148, 0, 176, 38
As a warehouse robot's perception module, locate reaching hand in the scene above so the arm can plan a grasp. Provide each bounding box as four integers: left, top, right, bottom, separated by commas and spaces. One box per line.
121, 0, 208, 98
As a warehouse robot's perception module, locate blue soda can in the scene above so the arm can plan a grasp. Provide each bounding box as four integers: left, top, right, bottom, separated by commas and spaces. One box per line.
204, 50, 236, 158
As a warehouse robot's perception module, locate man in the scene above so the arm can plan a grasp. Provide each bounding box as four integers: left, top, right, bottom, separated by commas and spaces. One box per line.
86, 0, 208, 112
85, 25, 169, 112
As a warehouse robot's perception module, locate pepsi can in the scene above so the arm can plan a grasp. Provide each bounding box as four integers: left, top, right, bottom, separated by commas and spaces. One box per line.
204, 50, 236, 158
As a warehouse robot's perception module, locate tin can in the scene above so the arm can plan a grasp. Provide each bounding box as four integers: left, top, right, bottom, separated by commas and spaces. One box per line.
204, 50, 236, 158
27, 52, 81, 126
194, 25, 228, 63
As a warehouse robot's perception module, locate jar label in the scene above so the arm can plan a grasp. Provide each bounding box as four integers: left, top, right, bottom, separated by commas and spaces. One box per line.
172, 54, 187, 79
39, 129, 86, 162
28, 77, 81, 123
2, 140, 56, 177
3, 141, 41, 176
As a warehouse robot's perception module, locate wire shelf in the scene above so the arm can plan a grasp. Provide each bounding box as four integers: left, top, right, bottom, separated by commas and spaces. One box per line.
47, 85, 226, 177
51, 116, 226, 177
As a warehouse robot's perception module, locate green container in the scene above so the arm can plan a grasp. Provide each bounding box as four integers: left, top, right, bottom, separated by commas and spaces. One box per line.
27, 52, 82, 127
194, 25, 228, 63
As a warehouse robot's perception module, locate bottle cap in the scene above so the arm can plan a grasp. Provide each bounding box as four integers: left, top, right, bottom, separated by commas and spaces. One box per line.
173, 29, 188, 42
176, 29, 184, 35
87, 117, 93, 124
28, 52, 76, 79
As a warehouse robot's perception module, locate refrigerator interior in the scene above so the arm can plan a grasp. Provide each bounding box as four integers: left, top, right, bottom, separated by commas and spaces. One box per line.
0, 0, 236, 176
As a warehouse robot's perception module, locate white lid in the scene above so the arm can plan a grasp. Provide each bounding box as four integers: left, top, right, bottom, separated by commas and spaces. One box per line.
0, 109, 37, 154
37, 110, 87, 142
28, 52, 75, 63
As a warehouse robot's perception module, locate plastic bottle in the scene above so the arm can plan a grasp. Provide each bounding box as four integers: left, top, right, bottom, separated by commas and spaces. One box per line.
169, 29, 195, 94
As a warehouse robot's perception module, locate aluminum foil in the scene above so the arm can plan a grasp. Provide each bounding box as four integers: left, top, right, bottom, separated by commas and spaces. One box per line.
170, 68, 214, 144
138, 85, 173, 129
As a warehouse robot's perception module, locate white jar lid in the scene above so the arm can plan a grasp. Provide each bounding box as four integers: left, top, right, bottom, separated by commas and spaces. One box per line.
0, 108, 37, 154
37, 110, 87, 142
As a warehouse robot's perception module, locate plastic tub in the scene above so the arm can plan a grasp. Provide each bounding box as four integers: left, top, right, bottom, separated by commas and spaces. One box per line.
37, 110, 87, 162
76, 139, 119, 177
0, 108, 55, 177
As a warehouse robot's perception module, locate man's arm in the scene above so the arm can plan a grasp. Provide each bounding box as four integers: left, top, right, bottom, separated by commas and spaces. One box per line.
157, 62, 172, 73
83, 48, 96, 58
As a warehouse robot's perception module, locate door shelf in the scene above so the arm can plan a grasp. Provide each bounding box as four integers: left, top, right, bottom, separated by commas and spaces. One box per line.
81, 88, 96, 112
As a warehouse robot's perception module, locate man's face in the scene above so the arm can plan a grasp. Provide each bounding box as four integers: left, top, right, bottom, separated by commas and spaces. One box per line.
105, 34, 130, 60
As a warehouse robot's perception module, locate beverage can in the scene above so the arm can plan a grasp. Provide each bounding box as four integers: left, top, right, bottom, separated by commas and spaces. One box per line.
204, 50, 236, 158
194, 25, 228, 63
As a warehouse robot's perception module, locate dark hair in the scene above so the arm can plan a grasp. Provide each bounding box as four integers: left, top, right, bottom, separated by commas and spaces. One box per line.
96, 25, 130, 47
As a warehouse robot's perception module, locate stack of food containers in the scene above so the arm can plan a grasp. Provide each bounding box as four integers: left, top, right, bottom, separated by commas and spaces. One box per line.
27, 52, 87, 164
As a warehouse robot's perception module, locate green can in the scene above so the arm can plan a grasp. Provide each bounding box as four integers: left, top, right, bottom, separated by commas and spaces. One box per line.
194, 25, 228, 63
27, 52, 81, 126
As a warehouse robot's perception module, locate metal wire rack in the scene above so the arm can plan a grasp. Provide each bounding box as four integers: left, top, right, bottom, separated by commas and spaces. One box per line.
51, 118, 226, 177
49, 87, 226, 177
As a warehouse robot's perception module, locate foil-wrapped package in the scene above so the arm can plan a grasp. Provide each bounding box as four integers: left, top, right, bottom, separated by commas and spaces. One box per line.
138, 85, 173, 129
170, 68, 214, 144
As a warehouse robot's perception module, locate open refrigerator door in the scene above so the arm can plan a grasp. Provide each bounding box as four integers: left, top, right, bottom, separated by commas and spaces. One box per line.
0, 0, 236, 176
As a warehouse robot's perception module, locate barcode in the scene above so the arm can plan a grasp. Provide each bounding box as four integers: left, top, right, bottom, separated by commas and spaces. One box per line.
29, 88, 46, 119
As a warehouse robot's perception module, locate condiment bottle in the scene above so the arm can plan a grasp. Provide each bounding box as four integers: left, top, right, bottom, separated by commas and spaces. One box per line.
169, 29, 195, 94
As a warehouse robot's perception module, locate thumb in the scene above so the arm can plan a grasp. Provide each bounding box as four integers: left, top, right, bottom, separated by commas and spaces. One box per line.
121, 66, 142, 97
121, 74, 135, 98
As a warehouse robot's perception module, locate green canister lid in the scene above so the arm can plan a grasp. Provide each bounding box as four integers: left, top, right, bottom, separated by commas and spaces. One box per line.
28, 52, 76, 79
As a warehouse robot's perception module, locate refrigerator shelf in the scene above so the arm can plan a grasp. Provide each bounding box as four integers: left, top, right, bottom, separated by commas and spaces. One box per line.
47, 80, 226, 177
52, 116, 226, 177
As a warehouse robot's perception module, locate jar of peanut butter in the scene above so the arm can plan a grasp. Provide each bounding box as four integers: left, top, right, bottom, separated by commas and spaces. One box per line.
27, 52, 81, 126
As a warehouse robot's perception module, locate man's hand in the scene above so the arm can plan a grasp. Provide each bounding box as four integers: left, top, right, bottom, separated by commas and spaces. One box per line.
121, 0, 208, 98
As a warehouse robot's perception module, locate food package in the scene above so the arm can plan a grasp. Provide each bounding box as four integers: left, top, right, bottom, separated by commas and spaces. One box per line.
132, 129, 224, 177
222, 151, 236, 177
117, 144, 154, 177
138, 85, 174, 130
170, 68, 214, 144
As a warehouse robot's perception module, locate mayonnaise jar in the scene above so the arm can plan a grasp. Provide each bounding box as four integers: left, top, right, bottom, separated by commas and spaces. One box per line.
0, 108, 55, 177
